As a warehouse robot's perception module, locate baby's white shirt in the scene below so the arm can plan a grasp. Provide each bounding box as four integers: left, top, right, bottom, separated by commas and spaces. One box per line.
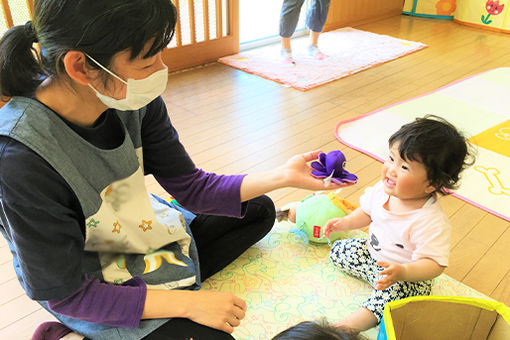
360, 181, 451, 266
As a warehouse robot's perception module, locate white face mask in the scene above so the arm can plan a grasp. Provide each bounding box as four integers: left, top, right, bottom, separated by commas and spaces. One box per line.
86, 53, 168, 111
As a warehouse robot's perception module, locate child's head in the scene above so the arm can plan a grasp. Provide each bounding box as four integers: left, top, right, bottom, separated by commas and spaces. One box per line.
272, 320, 360, 340
0, 0, 176, 100
387, 115, 474, 195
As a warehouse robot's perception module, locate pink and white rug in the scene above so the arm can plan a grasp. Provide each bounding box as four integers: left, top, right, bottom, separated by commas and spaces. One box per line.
218, 27, 427, 91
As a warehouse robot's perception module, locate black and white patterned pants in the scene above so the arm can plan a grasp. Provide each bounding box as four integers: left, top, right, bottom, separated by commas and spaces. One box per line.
330, 238, 432, 321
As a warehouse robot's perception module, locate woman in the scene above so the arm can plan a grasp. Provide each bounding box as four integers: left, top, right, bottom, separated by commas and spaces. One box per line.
0, 1, 348, 339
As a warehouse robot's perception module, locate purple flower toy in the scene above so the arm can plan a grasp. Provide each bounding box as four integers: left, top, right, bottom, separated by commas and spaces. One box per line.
311, 150, 358, 185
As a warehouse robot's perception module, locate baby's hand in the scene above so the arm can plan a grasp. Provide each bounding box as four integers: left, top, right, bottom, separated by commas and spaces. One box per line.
376, 261, 406, 290
324, 217, 346, 238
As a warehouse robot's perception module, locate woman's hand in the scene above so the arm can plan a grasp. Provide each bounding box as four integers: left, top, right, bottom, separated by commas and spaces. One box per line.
376, 261, 406, 290
186, 291, 247, 334
143, 289, 246, 334
240, 150, 355, 202
277, 150, 355, 191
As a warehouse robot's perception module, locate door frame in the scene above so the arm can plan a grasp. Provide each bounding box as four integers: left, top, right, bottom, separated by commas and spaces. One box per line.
163, 0, 239, 72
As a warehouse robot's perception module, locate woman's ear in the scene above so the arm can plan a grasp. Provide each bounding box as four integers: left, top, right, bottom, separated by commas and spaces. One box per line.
63, 51, 95, 86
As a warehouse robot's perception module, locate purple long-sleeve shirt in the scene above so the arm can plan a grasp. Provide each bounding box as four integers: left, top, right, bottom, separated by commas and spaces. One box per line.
0, 97, 246, 328
49, 276, 147, 328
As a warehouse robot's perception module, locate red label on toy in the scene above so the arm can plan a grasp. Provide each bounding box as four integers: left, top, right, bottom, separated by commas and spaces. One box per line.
313, 225, 321, 238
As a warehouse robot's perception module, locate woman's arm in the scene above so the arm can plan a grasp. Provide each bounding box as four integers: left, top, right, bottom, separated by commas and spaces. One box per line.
156, 169, 247, 217
157, 150, 353, 217
49, 277, 147, 328
142, 289, 246, 334
144, 100, 352, 211
240, 150, 352, 202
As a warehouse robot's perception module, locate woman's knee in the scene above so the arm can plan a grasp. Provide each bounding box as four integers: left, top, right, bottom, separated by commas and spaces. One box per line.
249, 195, 276, 222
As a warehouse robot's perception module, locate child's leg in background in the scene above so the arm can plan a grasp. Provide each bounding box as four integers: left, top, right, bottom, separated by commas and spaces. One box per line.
279, 0, 306, 60
330, 238, 432, 331
306, 0, 331, 58
279, 0, 306, 39
305, 0, 331, 35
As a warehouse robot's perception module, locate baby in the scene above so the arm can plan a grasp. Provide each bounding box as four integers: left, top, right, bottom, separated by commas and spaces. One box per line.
323, 115, 474, 332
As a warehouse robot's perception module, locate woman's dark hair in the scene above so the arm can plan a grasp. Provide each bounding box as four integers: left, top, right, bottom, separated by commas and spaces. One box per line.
0, 0, 177, 100
388, 115, 476, 195
272, 320, 361, 340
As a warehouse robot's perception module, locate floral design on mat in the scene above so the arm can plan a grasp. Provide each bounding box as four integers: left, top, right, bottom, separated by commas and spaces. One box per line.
201, 221, 489, 339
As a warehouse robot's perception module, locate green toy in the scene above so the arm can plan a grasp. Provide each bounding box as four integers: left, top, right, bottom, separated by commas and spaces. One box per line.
292, 191, 357, 244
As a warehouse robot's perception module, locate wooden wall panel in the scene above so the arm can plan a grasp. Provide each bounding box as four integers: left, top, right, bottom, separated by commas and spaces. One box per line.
163, 0, 239, 72
324, 0, 404, 32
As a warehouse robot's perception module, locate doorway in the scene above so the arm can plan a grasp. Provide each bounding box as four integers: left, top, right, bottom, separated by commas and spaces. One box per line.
239, 0, 308, 50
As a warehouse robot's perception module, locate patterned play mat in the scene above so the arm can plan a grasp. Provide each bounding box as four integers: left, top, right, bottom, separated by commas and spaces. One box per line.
202, 220, 489, 339
218, 27, 427, 91
335, 68, 510, 222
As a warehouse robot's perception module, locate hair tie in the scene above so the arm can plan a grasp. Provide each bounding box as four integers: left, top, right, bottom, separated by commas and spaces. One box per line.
24, 20, 38, 43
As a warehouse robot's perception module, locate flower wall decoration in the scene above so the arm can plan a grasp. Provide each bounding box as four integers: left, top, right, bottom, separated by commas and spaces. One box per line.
481, 0, 505, 24
436, 0, 457, 16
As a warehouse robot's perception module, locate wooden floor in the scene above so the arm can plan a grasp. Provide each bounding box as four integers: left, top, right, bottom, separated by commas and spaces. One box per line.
2, 15, 510, 339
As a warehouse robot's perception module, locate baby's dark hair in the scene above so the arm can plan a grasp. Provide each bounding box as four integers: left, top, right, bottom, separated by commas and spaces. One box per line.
388, 115, 475, 195
272, 320, 361, 340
